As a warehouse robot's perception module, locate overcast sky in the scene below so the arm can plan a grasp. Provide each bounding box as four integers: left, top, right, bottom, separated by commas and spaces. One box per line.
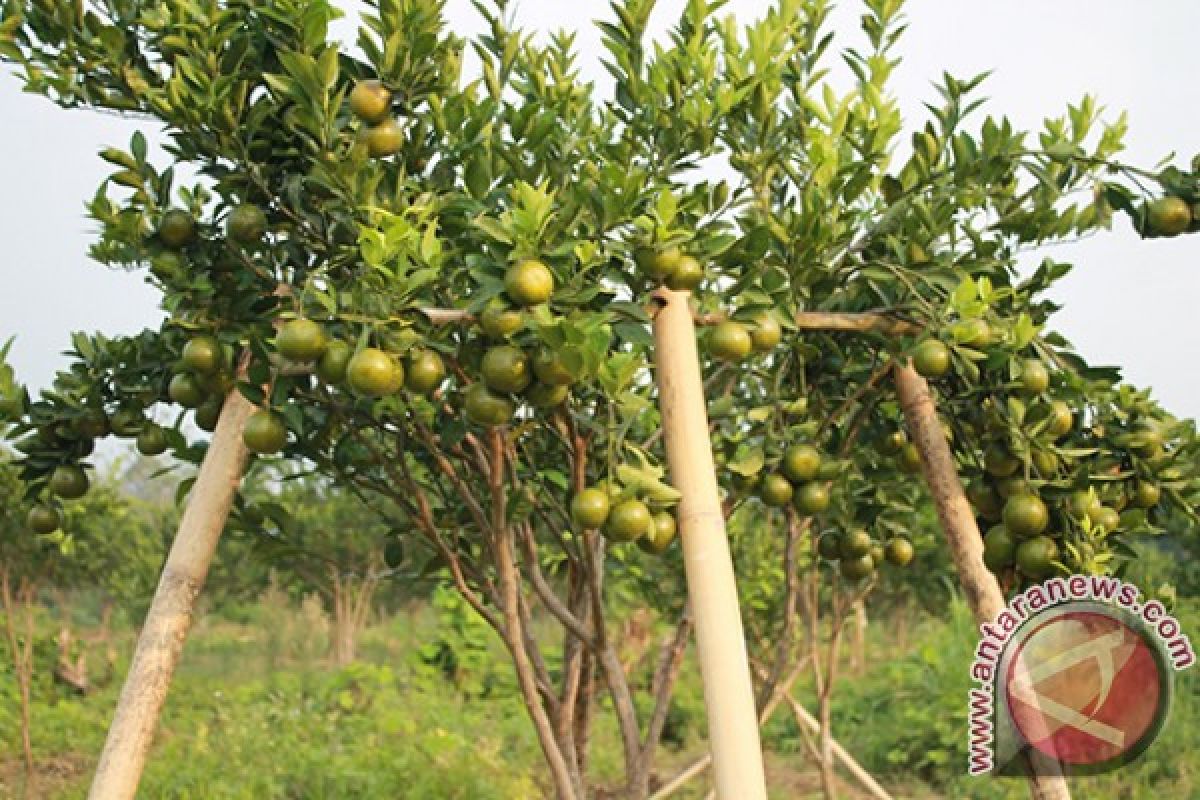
1, 1, 1197, 420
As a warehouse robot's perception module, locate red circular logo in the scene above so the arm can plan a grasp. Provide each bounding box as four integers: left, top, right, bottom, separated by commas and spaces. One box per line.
1004, 609, 1165, 766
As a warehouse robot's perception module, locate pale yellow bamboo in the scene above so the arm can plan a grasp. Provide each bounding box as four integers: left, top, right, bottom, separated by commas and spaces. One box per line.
88, 388, 255, 800
651, 288, 768, 800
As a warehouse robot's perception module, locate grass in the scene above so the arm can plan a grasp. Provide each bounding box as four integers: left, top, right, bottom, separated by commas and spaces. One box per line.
2, 591, 1197, 798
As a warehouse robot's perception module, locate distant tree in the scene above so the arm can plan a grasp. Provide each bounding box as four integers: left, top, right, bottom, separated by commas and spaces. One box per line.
238, 471, 401, 665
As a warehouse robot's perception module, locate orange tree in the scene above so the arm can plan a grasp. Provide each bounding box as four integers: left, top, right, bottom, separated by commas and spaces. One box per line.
3, 1, 1200, 798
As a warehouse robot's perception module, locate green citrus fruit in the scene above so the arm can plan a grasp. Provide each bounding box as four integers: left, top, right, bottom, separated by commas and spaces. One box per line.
968, 481, 1003, 520
532, 349, 573, 386
793, 482, 830, 515
996, 476, 1029, 499
168, 373, 207, 409
151, 251, 185, 282
878, 430, 907, 455
982, 525, 1016, 571
783, 444, 821, 483
1003, 494, 1049, 538
953, 318, 991, 347
1019, 360, 1050, 394
1132, 482, 1161, 509
1016, 535, 1059, 578
1134, 425, 1165, 459
913, 339, 951, 378
840, 554, 875, 581
897, 443, 923, 474
27, 504, 61, 534
74, 411, 110, 439
571, 488, 611, 529
49, 465, 89, 499
984, 445, 1019, 477
243, 410, 287, 454
640, 511, 678, 554
405, 350, 445, 394
195, 398, 222, 432
110, 408, 145, 437
1092, 505, 1121, 532
1032, 450, 1059, 477
665, 255, 703, 290
1070, 490, 1103, 520
505, 259, 554, 306
347, 348, 402, 397
181, 336, 223, 375
760, 474, 794, 507
276, 319, 327, 362
464, 383, 514, 426
709, 321, 752, 362
1045, 401, 1073, 438
526, 382, 569, 408
1146, 196, 1192, 236
136, 425, 168, 456
635, 246, 684, 281
605, 499, 651, 543
870, 543, 885, 564
479, 302, 524, 338
840, 528, 873, 559
349, 80, 392, 124
158, 209, 196, 249
365, 118, 404, 157
316, 340, 353, 384
227, 203, 267, 244
202, 371, 234, 397
885, 537, 915, 566
749, 313, 783, 352
482, 346, 532, 393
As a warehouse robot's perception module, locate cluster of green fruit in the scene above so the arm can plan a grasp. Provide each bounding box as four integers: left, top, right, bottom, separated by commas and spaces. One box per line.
151, 200, 269, 286
706, 314, 783, 363
20, 371, 206, 535
24, 463, 90, 535
757, 444, 833, 516
875, 429, 925, 476
237, 317, 448, 454
463, 259, 568, 426
970, 421, 1165, 583
350, 80, 405, 158
233, 257, 558, 451
169, 335, 235, 434
634, 245, 705, 291
570, 486, 678, 554
816, 528, 915, 582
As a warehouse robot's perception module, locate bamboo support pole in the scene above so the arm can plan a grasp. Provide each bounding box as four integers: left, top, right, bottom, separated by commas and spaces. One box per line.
88, 388, 256, 800
893, 363, 1071, 800
650, 288, 768, 800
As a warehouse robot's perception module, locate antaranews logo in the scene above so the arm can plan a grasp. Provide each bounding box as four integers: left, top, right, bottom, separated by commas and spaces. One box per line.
968, 575, 1194, 777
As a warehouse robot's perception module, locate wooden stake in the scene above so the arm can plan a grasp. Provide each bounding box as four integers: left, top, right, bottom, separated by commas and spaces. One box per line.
88, 388, 255, 800
893, 363, 1071, 800
651, 288, 768, 800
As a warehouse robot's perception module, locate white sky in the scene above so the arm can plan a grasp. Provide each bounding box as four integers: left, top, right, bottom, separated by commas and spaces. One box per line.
1, 1, 1197, 419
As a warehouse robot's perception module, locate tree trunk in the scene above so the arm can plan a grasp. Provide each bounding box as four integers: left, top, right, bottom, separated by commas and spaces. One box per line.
850, 599, 867, 674
651, 288, 768, 800
893, 363, 1071, 800
88, 388, 255, 800
328, 559, 381, 668
330, 574, 356, 667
